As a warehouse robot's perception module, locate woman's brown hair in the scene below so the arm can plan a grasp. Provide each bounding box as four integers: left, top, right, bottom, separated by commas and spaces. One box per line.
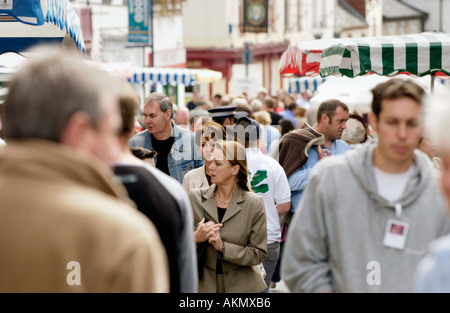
214, 140, 250, 191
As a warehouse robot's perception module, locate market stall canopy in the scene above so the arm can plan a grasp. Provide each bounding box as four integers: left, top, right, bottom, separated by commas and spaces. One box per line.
192, 69, 223, 84
288, 76, 328, 94
130, 67, 223, 86
319, 32, 450, 79
279, 37, 345, 77
0, 0, 85, 54
279, 33, 450, 81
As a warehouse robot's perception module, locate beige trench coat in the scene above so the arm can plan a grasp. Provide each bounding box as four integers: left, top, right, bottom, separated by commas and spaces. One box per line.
182, 165, 209, 193
189, 184, 268, 293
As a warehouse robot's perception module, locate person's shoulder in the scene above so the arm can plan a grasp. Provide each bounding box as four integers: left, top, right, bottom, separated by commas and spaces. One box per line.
286, 124, 321, 139
132, 129, 149, 138
414, 148, 435, 167
175, 123, 194, 135
244, 189, 264, 202
259, 152, 285, 170
335, 139, 351, 150
313, 148, 353, 173
142, 162, 184, 189
316, 143, 374, 177
188, 185, 212, 202
419, 234, 450, 275
129, 129, 149, 146
244, 191, 265, 213
184, 166, 204, 178
270, 111, 282, 117
428, 235, 450, 254
113, 163, 150, 176
69, 191, 159, 242
267, 124, 280, 133
183, 168, 194, 179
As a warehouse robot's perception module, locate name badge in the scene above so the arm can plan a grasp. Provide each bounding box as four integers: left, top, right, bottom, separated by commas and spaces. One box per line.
383, 219, 409, 250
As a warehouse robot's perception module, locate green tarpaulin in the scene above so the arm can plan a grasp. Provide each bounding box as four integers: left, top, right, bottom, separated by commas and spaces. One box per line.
319, 32, 450, 78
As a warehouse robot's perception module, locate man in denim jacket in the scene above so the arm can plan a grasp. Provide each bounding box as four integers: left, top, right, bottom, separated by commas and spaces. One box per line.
129, 92, 204, 183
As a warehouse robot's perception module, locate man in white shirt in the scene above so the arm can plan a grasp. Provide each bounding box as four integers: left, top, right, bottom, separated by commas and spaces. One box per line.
234, 116, 291, 292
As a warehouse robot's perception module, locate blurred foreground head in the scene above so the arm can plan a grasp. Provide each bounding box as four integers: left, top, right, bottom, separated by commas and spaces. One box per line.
425, 91, 450, 203
3, 46, 122, 163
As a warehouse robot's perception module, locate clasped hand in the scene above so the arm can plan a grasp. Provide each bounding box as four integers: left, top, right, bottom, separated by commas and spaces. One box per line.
195, 218, 223, 252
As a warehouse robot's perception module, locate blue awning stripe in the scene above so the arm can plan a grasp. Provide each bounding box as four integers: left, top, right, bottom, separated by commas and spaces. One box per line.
289, 77, 328, 93
45, 0, 85, 53
132, 68, 197, 86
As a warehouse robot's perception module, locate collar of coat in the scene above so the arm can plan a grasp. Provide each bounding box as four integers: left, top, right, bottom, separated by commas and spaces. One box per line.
200, 184, 246, 224
192, 165, 209, 189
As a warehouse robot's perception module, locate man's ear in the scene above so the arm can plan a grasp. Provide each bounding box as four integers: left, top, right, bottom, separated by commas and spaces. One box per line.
368, 112, 378, 133
166, 109, 173, 121
320, 113, 329, 124
60, 111, 92, 149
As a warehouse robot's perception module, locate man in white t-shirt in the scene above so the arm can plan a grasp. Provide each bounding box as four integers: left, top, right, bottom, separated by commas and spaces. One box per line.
234, 117, 291, 293
282, 78, 450, 293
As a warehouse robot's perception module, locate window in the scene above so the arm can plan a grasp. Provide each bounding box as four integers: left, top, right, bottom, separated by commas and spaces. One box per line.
399, 21, 406, 35
409, 19, 420, 34
387, 22, 396, 36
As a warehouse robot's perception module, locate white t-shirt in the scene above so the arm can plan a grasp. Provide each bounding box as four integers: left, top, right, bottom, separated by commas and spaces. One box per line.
373, 164, 416, 203
246, 148, 291, 244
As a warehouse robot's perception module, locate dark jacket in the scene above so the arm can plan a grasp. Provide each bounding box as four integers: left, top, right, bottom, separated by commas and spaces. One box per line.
113, 164, 183, 293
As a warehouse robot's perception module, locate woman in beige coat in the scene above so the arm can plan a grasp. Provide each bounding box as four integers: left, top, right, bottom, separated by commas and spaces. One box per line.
182, 121, 226, 192
188, 140, 268, 293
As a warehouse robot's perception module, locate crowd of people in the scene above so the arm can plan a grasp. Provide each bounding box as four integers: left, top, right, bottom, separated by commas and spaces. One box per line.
1, 48, 450, 293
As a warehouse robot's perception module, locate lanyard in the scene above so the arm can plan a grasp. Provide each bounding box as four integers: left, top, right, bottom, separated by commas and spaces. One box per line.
394, 203, 403, 218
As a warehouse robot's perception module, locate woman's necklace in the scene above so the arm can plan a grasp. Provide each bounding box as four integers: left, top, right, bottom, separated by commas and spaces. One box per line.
216, 193, 231, 204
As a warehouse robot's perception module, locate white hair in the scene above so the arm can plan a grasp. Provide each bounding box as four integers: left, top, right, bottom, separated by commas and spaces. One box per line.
231, 97, 248, 106
425, 92, 450, 153
341, 118, 366, 144
250, 98, 263, 112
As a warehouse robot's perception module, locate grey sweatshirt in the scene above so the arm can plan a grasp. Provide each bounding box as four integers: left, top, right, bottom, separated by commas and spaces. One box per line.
282, 144, 450, 293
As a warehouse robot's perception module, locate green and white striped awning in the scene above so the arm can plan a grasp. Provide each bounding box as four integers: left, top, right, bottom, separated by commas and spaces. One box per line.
319, 32, 450, 78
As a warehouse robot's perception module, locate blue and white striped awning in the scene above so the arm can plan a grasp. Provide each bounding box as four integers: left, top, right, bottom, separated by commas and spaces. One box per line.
0, 0, 85, 54
130, 67, 196, 86
288, 76, 328, 94
129, 67, 223, 86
